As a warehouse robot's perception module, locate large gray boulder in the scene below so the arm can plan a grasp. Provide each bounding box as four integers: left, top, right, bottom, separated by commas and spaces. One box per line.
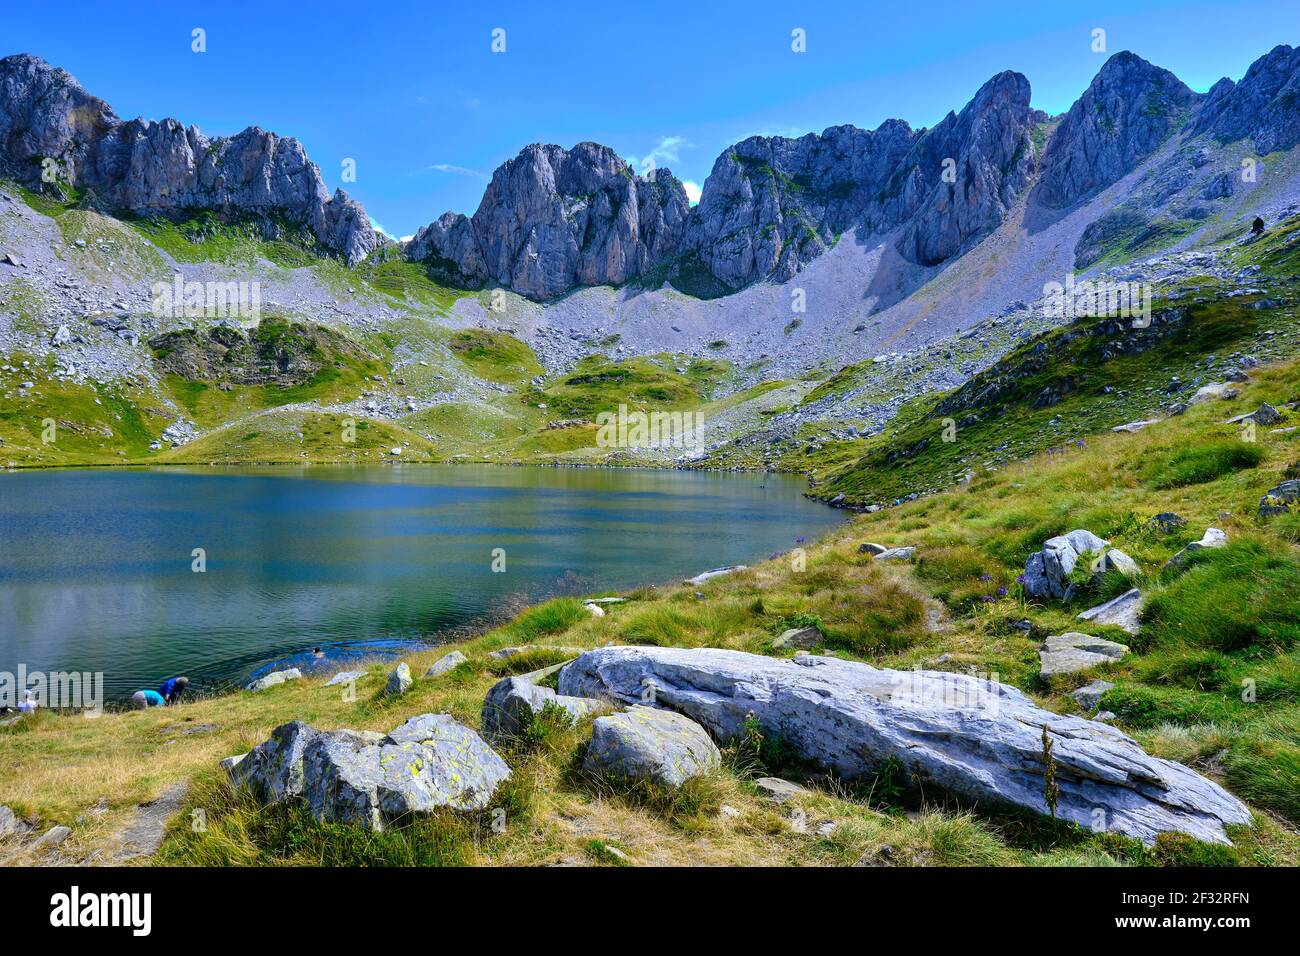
558, 646, 1251, 846
1020, 529, 1110, 600
583, 706, 721, 788
229, 714, 510, 831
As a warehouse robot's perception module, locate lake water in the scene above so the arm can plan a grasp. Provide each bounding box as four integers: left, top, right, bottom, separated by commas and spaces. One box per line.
0, 465, 842, 700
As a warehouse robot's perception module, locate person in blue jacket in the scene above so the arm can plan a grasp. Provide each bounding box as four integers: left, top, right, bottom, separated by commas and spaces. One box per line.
158, 675, 190, 705
131, 689, 165, 709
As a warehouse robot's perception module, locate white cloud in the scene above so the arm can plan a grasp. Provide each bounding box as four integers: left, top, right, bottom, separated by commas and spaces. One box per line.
400, 235, 414, 243
630, 135, 692, 175
369, 218, 397, 240
426, 163, 488, 180
682, 180, 703, 205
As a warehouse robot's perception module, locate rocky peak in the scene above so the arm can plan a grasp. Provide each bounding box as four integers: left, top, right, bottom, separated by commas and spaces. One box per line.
1036, 51, 1198, 208
0, 54, 379, 264
409, 141, 690, 300
1191, 44, 1300, 153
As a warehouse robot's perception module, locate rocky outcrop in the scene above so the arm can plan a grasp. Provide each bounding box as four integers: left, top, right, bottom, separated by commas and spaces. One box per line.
1077, 588, 1144, 635
0, 54, 379, 264
1192, 45, 1300, 154
684, 71, 1035, 288
228, 714, 510, 831
558, 646, 1252, 845
583, 706, 721, 788
1037, 52, 1197, 208
481, 667, 605, 741
410, 143, 690, 301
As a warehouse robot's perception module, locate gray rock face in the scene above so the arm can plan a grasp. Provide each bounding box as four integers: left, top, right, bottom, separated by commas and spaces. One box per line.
406, 212, 488, 286
229, 714, 510, 831
1192, 45, 1300, 154
1021, 529, 1110, 600
0, 54, 378, 264
686, 71, 1034, 289
246, 667, 303, 692
558, 646, 1251, 845
1037, 52, 1197, 208
583, 706, 721, 788
1165, 528, 1229, 571
1076, 588, 1144, 635
433, 142, 690, 301
1040, 632, 1129, 677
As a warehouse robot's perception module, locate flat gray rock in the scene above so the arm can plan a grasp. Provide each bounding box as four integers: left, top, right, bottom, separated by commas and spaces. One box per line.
754, 777, 811, 804
1071, 679, 1116, 711
773, 626, 822, 650
425, 651, 468, 677
1040, 632, 1128, 677
875, 546, 916, 561
558, 646, 1250, 846
1260, 479, 1300, 517
583, 706, 720, 788
323, 670, 365, 688
247, 668, 303, 692
684, 565, 747, 586
1076, 588, 1143, 635
1165, 528, 1228, 571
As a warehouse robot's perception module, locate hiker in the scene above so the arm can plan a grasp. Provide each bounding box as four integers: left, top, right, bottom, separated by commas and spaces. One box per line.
1252, 216, 1265, 236
132, 689, 165, 709
159, 675, 190, 705
16, 690, 37, 715
312, 647, 325, 659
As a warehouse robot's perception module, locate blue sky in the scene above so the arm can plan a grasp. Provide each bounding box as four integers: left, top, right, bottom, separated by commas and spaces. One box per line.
5, 1, 1298, 238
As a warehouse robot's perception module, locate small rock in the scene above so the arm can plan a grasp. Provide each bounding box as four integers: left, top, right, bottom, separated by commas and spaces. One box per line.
247, 668, 303, 692
0, 805, 18, 838
583, 602, 606, 617
719, 804, 741, 818
1071, 679, 1115, 711
323, 670, 365, 687
1095, 548, 1138, 578
1039, 632, 1129, 677
1112, 419, 1158, 433
384, 662, 412, 696
876, 546, 916, 561
1165, 528, 1229, 571
35, 825, 72, 849
754, 777, 810, 804
1250, 403, 1284, 426
857, 542, 888, 556
1149, 512, 1186, 533
1189, 382, 1238, 405
773, 626, 823, 650
1259, 479, 1300, 517
425, 651, 468, 678
684, 565, 746, 586
1076, 588, 1144, 635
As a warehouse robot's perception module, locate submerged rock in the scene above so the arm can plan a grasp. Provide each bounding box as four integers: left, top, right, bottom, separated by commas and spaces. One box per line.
557, 646, 1251, 845
583, 706, 720, 788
